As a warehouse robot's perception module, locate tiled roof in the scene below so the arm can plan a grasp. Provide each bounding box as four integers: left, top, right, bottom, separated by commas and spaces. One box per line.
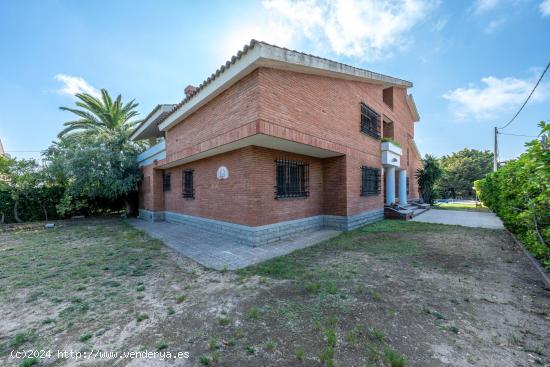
156, 39, 413, 127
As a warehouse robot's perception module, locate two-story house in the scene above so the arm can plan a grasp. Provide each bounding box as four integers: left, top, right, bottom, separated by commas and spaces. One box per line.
132, 40, 422, 246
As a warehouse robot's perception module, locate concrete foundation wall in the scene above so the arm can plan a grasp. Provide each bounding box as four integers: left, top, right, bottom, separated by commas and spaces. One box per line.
138, 208, 383, 247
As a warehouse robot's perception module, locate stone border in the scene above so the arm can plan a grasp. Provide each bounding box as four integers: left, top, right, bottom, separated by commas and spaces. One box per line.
138, 208, 383, 247
504, 228, 550, 289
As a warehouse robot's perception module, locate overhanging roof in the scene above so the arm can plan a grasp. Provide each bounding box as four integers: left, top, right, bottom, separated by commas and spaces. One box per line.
133, 40, 414, 138
159, 134, 342, 169
131, 104, 176, 140
406, 94, 420, 122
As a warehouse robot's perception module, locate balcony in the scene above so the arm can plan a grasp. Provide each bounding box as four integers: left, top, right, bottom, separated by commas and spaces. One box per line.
137, 140, 166, 167
381, 141, 401, 167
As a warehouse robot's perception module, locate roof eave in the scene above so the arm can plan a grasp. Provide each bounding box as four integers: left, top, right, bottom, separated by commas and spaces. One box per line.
406, 94, 420, 122
131, 104, 175, 141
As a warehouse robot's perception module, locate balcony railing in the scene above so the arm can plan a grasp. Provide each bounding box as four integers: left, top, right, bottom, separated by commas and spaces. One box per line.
137, 140, 166, 167
381, 141, 402, 167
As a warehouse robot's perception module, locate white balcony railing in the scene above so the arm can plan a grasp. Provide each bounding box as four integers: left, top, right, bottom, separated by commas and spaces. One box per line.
137, 140, 166, 167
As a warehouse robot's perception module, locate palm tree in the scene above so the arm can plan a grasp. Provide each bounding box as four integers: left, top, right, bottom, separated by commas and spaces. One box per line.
416, 154, 443, 204
58, 89, 141, 138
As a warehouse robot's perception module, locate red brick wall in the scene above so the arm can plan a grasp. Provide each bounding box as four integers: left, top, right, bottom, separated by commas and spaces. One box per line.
159, 146, 325, 226
322, 156, 347, 216
257, 68, 420, 213
139, 164, 164, 211
165, 70, 261, 163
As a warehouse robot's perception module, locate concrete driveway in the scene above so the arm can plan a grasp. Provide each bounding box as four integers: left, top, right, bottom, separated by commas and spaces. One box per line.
412, 209, 504, 229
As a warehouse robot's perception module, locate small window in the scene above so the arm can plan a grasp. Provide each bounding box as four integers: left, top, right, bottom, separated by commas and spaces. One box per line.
361, 166, 381, 196
275, 159, 309, 199
162, 172, 171, 192
360, 102, 381, 139
182, 169, 194, 199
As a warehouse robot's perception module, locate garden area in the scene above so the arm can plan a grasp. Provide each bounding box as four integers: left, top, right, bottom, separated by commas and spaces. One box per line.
1, 219, 548, 366
432, 201, 489, 212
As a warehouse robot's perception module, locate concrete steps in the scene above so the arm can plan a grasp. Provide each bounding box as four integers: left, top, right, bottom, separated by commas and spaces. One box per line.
384, 202, 430, 220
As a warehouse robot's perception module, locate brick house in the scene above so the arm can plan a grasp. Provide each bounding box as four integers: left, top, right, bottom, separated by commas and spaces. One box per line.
132, 40, 422, 246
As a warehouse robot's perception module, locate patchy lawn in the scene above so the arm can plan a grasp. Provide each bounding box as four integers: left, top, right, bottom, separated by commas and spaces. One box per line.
1, 219, 548, 366
432, 202, 489, 212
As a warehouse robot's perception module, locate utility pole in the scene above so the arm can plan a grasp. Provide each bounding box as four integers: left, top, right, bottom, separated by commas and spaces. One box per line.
493, 127, 498, 172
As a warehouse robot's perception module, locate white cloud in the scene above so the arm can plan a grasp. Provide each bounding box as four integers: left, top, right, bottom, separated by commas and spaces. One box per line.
540, 0, 550, 16
54, 74, 100, 98
257, 0, 435, 61
432, 17, 448, 32
484, 17, 506, 33
443, 72, 550, 120
472, 0, 502, 15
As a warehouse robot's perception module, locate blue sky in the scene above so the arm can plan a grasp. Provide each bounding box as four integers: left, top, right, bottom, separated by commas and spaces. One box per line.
1, 0, 549, 162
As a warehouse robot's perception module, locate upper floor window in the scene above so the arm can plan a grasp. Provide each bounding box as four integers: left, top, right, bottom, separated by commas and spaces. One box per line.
182, 169, 194, 199
360, 102, 381, 139
361, 166, 381, 196
275, 159, 309, 199
162, 172, 171, 192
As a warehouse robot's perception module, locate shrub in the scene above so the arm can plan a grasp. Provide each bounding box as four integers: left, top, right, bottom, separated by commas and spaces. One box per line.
475, 122, 549, 270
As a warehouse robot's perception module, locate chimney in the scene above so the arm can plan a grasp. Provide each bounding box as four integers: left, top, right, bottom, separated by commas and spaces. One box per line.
184, 85, 197, 98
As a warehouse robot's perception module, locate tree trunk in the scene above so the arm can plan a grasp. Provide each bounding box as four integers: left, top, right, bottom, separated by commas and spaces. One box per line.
14, 200, 22, 223
533, 211, 546, 245
40, 202, 48, 221
124, 191, 139, 217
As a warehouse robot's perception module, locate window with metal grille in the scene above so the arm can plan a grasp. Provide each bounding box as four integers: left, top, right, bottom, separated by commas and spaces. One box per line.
162, 172, 171, 192
275, 159, 309, 199
361, 166, 381, 196
360, 102, 381, 139
182, 169, 194, 199
406, 177, 410, 195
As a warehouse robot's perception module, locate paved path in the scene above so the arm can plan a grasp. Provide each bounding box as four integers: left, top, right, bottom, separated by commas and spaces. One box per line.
412, 209, 504, 229
128, 219, 340, 270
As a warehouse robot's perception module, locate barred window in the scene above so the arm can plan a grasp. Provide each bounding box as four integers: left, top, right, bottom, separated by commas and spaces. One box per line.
162, 172, 171, 192
182, 169, 194, 199
360, 102, 381, 139
275, 159, 309, 199
361, 166, 381, 196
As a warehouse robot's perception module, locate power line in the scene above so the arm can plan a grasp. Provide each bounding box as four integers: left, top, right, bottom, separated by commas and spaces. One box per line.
498, 132, 539, 138
498, 61, 550, 130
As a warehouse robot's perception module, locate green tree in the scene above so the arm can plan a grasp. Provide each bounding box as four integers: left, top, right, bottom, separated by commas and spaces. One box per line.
44, 131, 144, 217
475, 121, 549, 269
416, 154, 443, 204
437, 149, 493, 198
0, 155, 13, 223
3, 158, 62, 222
58, 89, 141, 138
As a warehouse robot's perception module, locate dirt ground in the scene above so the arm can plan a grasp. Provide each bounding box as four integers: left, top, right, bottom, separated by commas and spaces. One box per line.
0, 219, 548, 366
